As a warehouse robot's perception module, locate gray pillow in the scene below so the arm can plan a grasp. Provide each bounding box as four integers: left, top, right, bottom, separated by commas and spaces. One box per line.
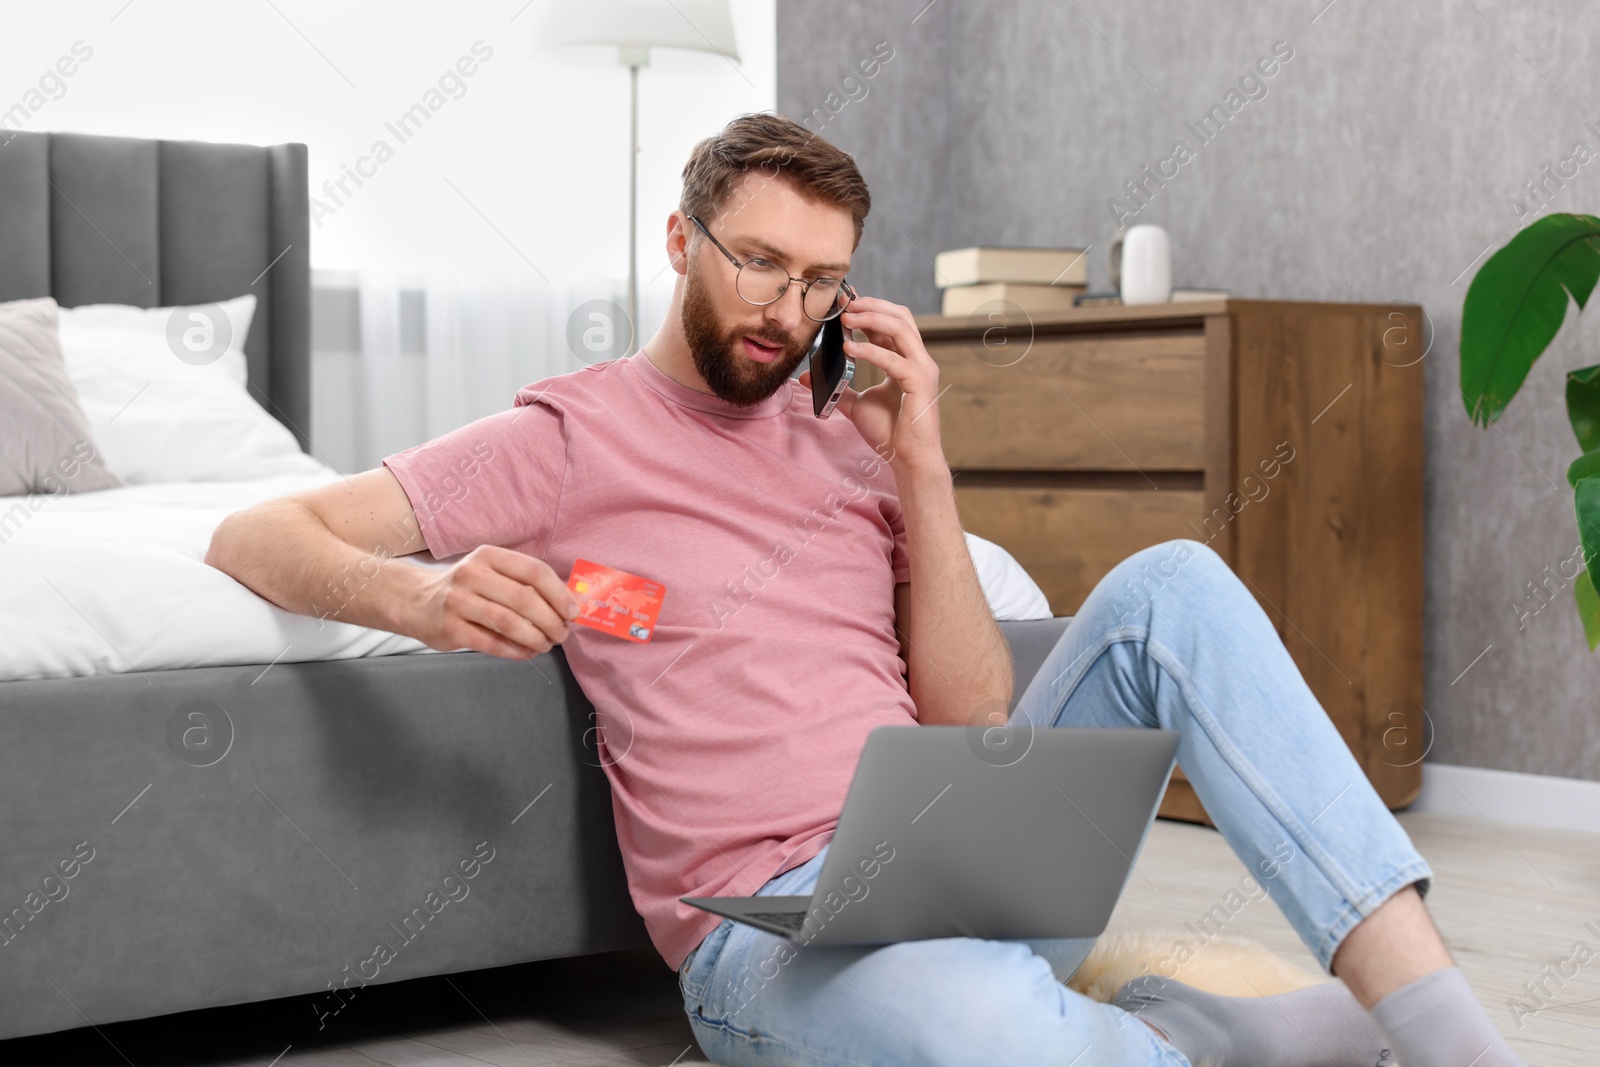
0, 297, 122, 496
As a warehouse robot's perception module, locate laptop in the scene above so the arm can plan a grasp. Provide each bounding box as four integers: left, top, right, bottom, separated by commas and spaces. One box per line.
682, 723, 1179, 945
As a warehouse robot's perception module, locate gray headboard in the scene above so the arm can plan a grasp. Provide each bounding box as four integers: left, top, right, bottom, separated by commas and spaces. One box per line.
0, 131, 311, 449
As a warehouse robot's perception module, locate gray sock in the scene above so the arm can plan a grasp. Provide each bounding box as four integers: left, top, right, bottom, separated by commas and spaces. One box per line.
1369, 966, 1526, 1067
1112, 973, 1393, 1067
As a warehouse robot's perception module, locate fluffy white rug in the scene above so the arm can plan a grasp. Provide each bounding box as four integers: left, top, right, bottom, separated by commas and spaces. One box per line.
1068, 926, 1333, 1003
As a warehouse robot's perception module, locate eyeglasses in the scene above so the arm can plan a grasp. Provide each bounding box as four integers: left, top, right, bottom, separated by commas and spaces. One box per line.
688, 214, 856, 322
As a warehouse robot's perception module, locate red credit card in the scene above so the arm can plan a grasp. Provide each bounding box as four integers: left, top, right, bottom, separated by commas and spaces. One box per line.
566, 559, 666, 643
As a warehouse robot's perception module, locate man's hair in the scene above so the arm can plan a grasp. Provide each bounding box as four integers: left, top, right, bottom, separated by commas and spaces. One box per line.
680, 112, 871, 248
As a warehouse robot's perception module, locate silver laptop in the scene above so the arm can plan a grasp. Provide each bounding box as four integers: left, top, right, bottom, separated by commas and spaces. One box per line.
682, 723, 1178, 945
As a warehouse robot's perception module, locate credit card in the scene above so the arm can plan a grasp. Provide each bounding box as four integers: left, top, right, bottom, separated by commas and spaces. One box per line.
566, 559, 666, 643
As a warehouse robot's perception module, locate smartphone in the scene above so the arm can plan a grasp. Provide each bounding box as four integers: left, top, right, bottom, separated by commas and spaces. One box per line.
806, 316, 854, 419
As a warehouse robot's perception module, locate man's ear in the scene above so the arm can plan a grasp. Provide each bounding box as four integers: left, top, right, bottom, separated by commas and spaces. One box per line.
665, 211, 692, 278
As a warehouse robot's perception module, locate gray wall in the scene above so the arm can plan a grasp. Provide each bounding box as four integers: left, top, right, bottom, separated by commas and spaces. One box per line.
777, 0, 1600, 782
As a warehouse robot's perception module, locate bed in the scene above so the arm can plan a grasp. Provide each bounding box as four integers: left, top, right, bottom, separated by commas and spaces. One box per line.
0, 130, 1074, 1041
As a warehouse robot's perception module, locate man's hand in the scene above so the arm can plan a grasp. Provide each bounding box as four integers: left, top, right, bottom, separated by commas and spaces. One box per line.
798, 296, 945, 473
412, 545, 581, 661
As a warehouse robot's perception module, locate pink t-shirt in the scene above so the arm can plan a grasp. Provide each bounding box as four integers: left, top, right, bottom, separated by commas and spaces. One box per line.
383, 351, 916, 970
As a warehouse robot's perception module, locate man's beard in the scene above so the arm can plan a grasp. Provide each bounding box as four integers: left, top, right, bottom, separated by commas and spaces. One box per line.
681, 264, 811, 407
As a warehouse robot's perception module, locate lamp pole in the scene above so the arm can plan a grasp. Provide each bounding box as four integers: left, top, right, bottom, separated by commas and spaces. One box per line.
622, 48, 646, 356
534, 5, 741, 358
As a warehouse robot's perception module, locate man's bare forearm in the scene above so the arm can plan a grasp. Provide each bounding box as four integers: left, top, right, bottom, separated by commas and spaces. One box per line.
207, 467, 577, 662
206, 499, 428, 634
895, 460, 1013, 726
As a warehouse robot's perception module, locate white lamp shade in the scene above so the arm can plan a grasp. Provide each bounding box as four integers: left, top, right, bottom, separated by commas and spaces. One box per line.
535, 0, 740, 63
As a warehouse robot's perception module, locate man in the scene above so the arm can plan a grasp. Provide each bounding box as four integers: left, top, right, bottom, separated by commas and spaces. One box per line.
208, 113, 1525, 1067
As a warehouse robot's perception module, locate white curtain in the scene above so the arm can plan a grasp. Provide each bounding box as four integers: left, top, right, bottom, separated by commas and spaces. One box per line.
319, 270, 675, 473
355, 274, 408, 466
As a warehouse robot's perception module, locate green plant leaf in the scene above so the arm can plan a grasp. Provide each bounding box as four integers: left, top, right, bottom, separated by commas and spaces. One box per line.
1461, 213, 1600, 427
1567, 450, 1600, 488
1567, 363, 1600, 453
1575, 567, 1600, 652
1577, 475, 1600, 652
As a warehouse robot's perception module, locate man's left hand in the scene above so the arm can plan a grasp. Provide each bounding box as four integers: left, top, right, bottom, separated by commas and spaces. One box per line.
797, 296, 945, 473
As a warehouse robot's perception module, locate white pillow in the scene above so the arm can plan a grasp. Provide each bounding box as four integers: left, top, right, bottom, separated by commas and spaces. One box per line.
56, 295, 324, 483
966, 532, 1054, 620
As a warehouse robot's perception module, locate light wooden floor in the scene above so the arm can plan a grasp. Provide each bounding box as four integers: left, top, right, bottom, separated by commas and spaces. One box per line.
6, 812, 1594, 1065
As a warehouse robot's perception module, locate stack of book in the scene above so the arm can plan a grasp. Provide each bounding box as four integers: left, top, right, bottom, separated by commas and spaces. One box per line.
1073, 289, 1229, 308
934, 246, 1088, 317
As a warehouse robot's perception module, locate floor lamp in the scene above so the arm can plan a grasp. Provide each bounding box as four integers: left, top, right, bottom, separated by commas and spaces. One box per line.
535, 0, 742, 355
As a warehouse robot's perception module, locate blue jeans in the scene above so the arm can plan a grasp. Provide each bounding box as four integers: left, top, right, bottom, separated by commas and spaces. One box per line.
677, 539, 1434, 1067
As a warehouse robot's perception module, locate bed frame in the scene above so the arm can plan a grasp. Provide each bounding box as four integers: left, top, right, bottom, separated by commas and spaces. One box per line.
0, 130, 1074, 1042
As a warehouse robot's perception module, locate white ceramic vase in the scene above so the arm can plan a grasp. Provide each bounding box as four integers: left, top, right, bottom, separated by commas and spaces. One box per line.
1119, 225, 1172, 305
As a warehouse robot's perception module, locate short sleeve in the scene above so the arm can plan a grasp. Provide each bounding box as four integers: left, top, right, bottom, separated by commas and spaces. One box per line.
382, 399, 568, 560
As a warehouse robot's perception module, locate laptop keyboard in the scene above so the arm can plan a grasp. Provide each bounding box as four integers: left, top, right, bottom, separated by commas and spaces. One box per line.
747, 910, 809, 932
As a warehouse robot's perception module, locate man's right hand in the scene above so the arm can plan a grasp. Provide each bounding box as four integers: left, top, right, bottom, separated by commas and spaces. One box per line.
412, 545, 582, 661
206, 468, 582, 663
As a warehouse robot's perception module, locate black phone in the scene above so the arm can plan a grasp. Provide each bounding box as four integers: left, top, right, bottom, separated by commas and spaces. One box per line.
806, 317, 854, 419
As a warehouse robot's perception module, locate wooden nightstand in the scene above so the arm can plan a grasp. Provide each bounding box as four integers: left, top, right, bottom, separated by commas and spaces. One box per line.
855, 299, 1426, 825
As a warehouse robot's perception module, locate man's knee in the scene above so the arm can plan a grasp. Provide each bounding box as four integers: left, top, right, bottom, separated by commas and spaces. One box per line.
1144, 537, 1224, 569
1103, 538, 1224, 621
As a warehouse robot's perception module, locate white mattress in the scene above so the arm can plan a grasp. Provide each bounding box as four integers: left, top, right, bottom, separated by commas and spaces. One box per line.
0, 468, 434, 683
